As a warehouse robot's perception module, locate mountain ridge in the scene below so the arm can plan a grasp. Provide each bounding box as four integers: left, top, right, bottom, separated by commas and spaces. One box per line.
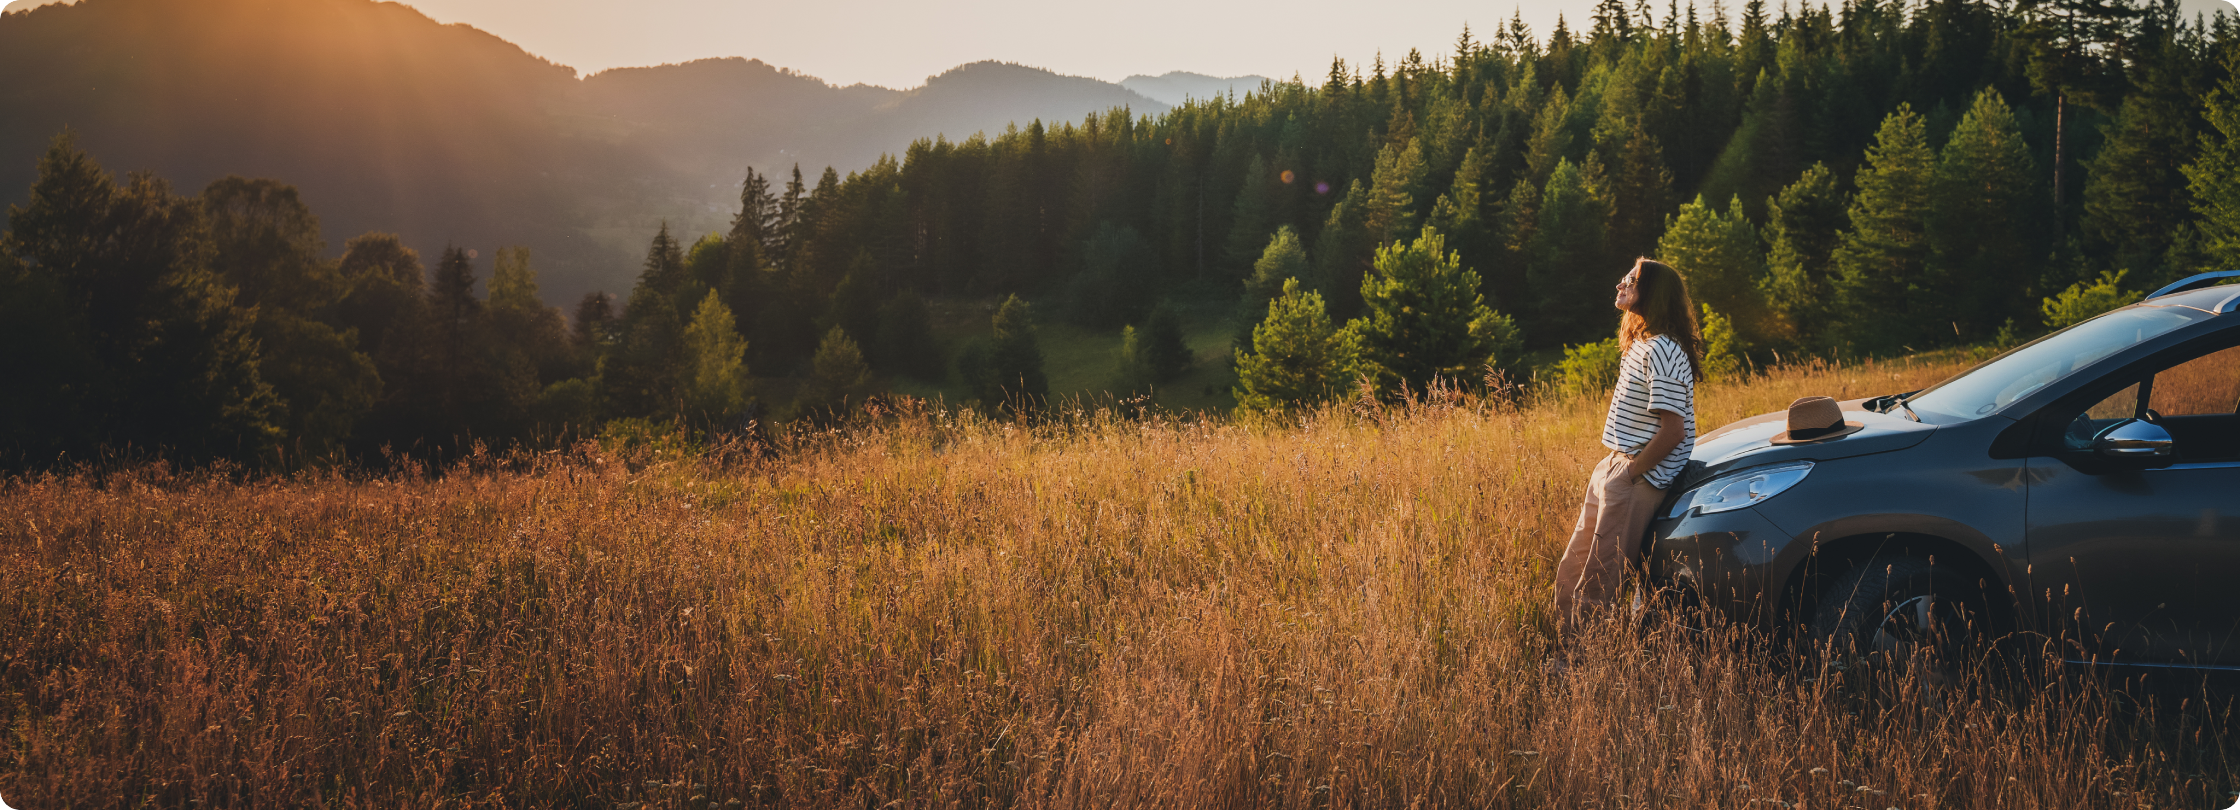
1120, 71, 1275, 106
0, 0, 1190, 303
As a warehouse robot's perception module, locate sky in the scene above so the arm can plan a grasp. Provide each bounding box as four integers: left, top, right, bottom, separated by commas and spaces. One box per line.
389, 0, 1623, 89
15, 0, 2230, 89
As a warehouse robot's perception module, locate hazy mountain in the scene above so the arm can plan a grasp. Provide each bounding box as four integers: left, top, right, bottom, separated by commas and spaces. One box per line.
0, 0, 1177, 302
580, 58, 1167, 190
1121, 72, 1273, 106
0, 0, 637, 300
0, 0, 74, 13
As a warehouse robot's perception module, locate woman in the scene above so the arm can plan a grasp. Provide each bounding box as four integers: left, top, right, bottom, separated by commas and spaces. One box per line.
1552, 258, 1702, 635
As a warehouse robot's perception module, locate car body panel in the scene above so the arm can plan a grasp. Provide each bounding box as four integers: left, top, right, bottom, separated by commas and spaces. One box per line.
1683, 407, 1938, 488
2024, 457, 2240, 666
1649, 276, 2240, 668
1652, 418, 2028, 625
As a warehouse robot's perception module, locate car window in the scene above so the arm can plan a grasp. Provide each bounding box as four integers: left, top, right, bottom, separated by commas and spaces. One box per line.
1908, 306, 2212, 424
2149, 345, 2240, 416
2053, 341, 2240, 458
2063, 383, 2142, 451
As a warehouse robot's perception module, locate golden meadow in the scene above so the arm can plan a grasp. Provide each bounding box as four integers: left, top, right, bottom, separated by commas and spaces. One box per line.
1, 355, 2232, 808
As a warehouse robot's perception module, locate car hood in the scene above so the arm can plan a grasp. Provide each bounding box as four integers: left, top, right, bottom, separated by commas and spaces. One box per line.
1676, 398, 1938, 488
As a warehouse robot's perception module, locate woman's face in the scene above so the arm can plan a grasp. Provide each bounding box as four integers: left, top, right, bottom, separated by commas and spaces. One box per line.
1614, 266, 1640, 313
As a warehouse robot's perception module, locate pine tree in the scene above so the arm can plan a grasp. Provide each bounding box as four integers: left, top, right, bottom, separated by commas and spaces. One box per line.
2183, 65, 2240, 269
571, 292, 615, 357
3, 136, 281, 462
201, 175, 376, 458
731, 167, 779, 262
1365, 138, 1429, 245
797, 326, 872, 418
1608, 122, 1677, 257
1930, 87, 2045, 341
1141, 305, 1194, 382
1246, 226, 1311, 304
2016, 0, 2143, 219
2085, 89, 2199, 284
681, 231, 730, 309
333, 232, 425, 361
1523, 85, 1575, 187
1657, 195, 1768, 346
1528, 157, 1616, 346
1064, 221, 1158, 329
199, 176, 339, 315
424, 246, 483, 425
1352, 227, 1523, 394
1429, 141, 1498, 284
872, 290, 943, 380
1831, 105, 1937, 354
775, 165, 807, 270
1237, 226, 1311, 354
640, 223, 688, 300
1312, 181, 1374, 319
1761, 163, 1848, 347
972, 294, 1048, 408
1234, 278, 1368, 413
824, 265, 882, 350
488, 245, 539, 313
681, 290, 751, 420
488, 246, 577, 381
1222, 156, 1277, 276
602, 229, 695, 418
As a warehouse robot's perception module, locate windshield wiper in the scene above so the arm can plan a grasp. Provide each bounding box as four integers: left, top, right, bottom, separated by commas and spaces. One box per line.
1861, 389, 1924, 421
1897, 396, 1921, 422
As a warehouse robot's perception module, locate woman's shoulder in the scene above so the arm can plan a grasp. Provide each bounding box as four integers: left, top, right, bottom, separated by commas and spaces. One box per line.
1640, 334, 1691, 369
1636, 333, 1683, 355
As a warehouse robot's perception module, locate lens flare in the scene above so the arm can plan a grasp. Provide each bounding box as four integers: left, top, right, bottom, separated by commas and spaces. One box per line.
1314, 181, 1331, 195
1279, 169, 1296, 184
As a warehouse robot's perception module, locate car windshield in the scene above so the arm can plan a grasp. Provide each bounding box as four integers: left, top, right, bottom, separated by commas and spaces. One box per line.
1904, 305, 2214, 424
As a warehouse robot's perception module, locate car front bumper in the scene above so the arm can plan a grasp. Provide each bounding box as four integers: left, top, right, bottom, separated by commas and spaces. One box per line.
1648, 505, 1802, 624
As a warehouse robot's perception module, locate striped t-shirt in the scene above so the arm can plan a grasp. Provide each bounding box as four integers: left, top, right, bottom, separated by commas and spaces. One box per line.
1599, 334, 1696, 489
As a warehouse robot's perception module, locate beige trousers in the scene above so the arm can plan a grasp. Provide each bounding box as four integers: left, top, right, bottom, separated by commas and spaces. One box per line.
1553, 451, 1664, 631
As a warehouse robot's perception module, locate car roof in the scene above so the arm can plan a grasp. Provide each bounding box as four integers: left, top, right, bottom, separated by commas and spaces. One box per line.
2138, 282, 2240, 314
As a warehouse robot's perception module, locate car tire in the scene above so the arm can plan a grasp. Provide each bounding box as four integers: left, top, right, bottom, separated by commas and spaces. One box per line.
1809, 555, 1988, 694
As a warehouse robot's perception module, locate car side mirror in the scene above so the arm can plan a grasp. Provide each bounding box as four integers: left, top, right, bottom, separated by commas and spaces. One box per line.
2091, 418, 2176, 470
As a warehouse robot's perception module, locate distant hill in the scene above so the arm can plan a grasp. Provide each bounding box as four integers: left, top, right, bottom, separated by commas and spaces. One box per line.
0, 0, 1179, 303
1121, 72, 1274, 106
0, 0, 635, 300
579, 58, 1167, 191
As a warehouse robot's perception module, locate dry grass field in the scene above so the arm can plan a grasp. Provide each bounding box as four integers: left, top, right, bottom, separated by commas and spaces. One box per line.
1, 354, 2233, 808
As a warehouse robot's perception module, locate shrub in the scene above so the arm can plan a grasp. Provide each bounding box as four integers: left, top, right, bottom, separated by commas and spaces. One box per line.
1554, 337, 1624, 396
2041, 269, 2144, 330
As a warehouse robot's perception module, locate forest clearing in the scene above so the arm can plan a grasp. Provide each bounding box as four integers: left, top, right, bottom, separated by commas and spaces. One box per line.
3, 353, 2232, 809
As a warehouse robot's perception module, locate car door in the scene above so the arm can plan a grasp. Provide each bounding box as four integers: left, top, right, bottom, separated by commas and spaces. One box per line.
2026, 335, 2240, 667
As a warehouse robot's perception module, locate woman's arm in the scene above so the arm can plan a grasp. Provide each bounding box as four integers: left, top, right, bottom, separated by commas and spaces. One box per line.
1624, 408, 1685, 481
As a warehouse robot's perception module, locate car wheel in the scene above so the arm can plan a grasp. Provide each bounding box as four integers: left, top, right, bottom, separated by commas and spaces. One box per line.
1810, 555, 1987, 695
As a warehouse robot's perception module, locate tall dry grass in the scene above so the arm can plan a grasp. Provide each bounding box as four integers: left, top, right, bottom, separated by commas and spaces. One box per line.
0, 355, 2232, 808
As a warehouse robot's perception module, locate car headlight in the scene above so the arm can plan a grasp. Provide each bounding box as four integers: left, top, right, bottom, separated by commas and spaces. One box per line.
1672, 462, 1814, 517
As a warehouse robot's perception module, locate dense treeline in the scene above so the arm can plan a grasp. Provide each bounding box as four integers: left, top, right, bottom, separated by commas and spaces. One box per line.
10, 0, 2240, 464
688, 0, 2240, 408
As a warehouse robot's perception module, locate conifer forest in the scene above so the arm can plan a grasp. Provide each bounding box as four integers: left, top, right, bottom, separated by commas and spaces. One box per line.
7, 0, 2240, 465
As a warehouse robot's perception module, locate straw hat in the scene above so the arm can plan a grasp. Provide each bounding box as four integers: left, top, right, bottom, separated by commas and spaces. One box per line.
1768, 396, 1865, 445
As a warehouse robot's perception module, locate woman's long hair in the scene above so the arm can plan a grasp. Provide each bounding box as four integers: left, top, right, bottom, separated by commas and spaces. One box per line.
1618, 258, 1705, 380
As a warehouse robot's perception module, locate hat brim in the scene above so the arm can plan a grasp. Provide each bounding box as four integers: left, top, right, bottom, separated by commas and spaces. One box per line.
1768, 420, 1867, 445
